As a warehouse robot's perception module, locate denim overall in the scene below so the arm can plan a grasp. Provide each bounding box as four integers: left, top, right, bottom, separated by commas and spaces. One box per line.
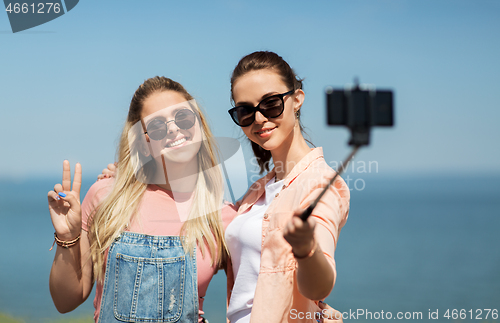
98, 232, 199, 323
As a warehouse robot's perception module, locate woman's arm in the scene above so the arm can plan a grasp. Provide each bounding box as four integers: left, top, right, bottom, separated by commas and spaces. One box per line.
49, 229, 94, 312
283, 174, 349, 300
283, 213, 335, 300
47, 161, 94, 313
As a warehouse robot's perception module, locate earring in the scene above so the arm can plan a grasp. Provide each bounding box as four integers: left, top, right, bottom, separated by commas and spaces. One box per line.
295, 111, 300, 118
140, 146, 151, 157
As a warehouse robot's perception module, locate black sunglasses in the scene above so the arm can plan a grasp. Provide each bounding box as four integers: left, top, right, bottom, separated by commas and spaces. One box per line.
144, 109, 196, 141
228, 90, 295, 127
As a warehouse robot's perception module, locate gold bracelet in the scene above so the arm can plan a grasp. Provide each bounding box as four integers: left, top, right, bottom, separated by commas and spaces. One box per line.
49, 232, 81, 251
293, 240, 318, 259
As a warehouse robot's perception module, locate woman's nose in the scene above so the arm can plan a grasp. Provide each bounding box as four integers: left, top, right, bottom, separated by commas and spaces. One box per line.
166, 120, 180, 135
254, 110, 268, 124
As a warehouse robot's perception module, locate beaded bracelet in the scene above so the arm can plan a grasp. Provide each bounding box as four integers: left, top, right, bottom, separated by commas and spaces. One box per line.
293, 240, 318, 260
49, 232, 81, 251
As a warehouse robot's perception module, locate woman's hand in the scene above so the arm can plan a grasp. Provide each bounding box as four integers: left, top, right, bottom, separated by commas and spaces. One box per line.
47, 160, 82, 241
283, 209, 316, 258
318, 301, 343, 322
97, 163, 116, 180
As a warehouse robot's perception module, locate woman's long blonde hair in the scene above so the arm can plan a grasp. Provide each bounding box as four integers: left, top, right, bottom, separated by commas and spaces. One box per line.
88, 76, 227, 282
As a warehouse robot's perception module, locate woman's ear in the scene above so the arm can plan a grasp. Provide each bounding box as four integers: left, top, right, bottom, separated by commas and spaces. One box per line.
293, 89, 305, 114
141, 147, 151, 158
141, 134, 151, 157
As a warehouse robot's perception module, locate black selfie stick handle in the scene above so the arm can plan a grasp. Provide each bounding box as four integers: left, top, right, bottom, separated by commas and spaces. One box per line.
300, 145, 360, 221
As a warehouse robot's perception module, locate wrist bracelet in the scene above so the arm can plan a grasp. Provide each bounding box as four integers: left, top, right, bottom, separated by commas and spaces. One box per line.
293, 240, 318, 260
49, 232, 81, 251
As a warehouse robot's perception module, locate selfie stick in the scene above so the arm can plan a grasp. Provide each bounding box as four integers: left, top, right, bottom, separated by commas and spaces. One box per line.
300, 145, 360, 221
298, 79, 394, 221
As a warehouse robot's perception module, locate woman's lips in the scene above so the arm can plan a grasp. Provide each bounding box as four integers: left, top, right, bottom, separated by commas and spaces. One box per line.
255, 127, 276, 138
166, 136, 189, 148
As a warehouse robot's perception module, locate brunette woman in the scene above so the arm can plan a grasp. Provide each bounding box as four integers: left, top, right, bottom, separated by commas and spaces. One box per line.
225, 51, 349, 323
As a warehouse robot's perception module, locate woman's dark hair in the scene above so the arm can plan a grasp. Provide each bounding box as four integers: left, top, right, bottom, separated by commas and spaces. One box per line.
230, 51, 310, 173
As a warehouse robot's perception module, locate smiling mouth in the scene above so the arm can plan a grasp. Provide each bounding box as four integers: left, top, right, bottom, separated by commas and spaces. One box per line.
256, 128, 275, 135
167, 137, 188, 148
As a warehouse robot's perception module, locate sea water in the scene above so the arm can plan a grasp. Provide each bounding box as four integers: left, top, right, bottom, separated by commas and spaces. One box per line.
1, 174, 499, 322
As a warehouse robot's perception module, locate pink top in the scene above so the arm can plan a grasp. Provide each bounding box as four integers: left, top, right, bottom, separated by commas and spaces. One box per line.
227, 147, 350, 323
81, 178, 237, 322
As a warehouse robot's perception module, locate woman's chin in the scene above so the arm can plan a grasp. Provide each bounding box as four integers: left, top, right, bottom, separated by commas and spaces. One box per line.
253, 137, 278, 152
161, 146, 199, 165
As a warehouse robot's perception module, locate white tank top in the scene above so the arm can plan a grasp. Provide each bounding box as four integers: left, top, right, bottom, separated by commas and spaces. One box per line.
225, 177, 284, 323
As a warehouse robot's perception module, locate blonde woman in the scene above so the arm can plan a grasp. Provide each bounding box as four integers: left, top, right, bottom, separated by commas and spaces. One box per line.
48, 76, 236, 323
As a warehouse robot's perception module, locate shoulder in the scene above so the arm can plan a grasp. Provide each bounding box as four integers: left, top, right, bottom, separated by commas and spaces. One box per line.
82, 177, 114, 209
307, 153, 350, 203
293, 152, 334, 188
221, 202, 238, 230
297, 149, 350, 221
313, 150, 350, 201
81, 178, 114, 230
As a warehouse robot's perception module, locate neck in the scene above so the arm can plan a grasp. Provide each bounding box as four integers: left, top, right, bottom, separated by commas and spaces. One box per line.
271, 124, 311, 181
154, 156, 199, 192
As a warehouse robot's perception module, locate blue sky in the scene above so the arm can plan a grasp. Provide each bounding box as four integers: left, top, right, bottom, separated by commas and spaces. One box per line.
1, 0, 499, 181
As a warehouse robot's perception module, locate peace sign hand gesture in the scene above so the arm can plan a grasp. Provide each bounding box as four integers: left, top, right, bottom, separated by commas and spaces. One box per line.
47, 160, 82, 241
